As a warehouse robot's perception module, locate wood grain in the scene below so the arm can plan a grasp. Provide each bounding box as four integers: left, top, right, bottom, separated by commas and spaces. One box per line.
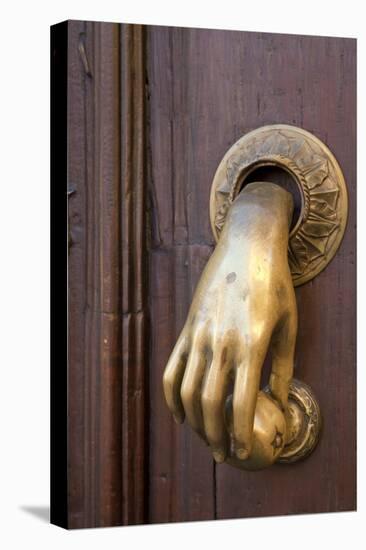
67, 20, 148, 529
148, 245, 215, 523
147, 25, 218, 523
69, 21, 120, 528
120, 23, 148, 526
65, 22, 356, 528
146, 26, 356, 521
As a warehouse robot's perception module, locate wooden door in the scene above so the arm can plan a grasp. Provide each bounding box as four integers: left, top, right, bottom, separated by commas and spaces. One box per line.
51, 20, 356, 529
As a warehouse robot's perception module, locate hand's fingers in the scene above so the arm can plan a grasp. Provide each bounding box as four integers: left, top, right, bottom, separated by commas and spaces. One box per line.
163, 335, 189, 423
181, 330, 211, 442
232, 337, 269, 460
270, 310, 297, 411
201, 345, 232, 463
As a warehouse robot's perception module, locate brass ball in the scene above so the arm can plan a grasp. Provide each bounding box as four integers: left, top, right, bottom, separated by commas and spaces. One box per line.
225, 390, 287, 470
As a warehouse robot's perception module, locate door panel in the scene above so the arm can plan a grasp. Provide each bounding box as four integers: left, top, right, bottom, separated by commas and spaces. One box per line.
147, 27, 356, 521
60, 21, 356, 529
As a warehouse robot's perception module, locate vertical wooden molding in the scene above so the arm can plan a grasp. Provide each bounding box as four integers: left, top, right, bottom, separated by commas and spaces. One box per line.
68, 20, 123, 528
68, 21, 147, 528
120, 23, 148, 526
84, 21, 123, 528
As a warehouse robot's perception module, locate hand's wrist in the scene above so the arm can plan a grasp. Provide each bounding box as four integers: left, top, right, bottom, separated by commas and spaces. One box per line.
221, 182, 293, 248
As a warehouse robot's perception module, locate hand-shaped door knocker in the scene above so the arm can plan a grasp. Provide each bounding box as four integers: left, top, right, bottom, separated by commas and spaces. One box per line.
163, 125, 348, 470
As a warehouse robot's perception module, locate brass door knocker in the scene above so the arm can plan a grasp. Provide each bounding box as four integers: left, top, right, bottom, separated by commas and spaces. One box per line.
163, 125, 348, 470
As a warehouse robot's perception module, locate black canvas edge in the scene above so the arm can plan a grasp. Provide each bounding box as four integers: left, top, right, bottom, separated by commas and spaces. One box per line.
50, 20, 68, 529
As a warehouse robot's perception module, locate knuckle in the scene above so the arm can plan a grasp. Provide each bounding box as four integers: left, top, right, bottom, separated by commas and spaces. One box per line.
246, 332, 263, 350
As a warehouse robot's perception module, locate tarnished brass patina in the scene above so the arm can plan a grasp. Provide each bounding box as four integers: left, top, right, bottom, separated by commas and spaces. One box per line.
163, 181, 323, 469
225, 390, 287, 470
162, 126, 347, 470
210, 125, 348, 286
271, 379, 321, 464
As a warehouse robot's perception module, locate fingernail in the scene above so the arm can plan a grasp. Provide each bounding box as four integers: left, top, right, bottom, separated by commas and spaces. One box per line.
212, 449, 225, 464
236, 447, 249, 460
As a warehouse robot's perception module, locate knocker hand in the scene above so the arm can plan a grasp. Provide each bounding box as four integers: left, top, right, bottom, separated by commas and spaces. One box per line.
163, 182, 297, 466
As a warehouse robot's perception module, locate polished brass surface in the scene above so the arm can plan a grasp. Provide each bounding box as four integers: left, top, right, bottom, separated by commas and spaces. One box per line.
225, 391, 287, 470
164, 182, 298, 468
223, 379, 321, 469
163, 179, 323, 470
209, 125, 348, 286
273, 379, 321, 463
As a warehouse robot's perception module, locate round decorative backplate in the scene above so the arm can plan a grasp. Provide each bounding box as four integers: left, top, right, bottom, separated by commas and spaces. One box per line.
264, 379, 322, 464
209, 125, 348, 286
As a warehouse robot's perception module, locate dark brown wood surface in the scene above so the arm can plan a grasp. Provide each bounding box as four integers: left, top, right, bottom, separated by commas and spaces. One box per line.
64, 21, 356, 528
67, 21, 148, 528
120, 24, 148, 526
68, 20, 123, 528
146, 26, 356, 521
